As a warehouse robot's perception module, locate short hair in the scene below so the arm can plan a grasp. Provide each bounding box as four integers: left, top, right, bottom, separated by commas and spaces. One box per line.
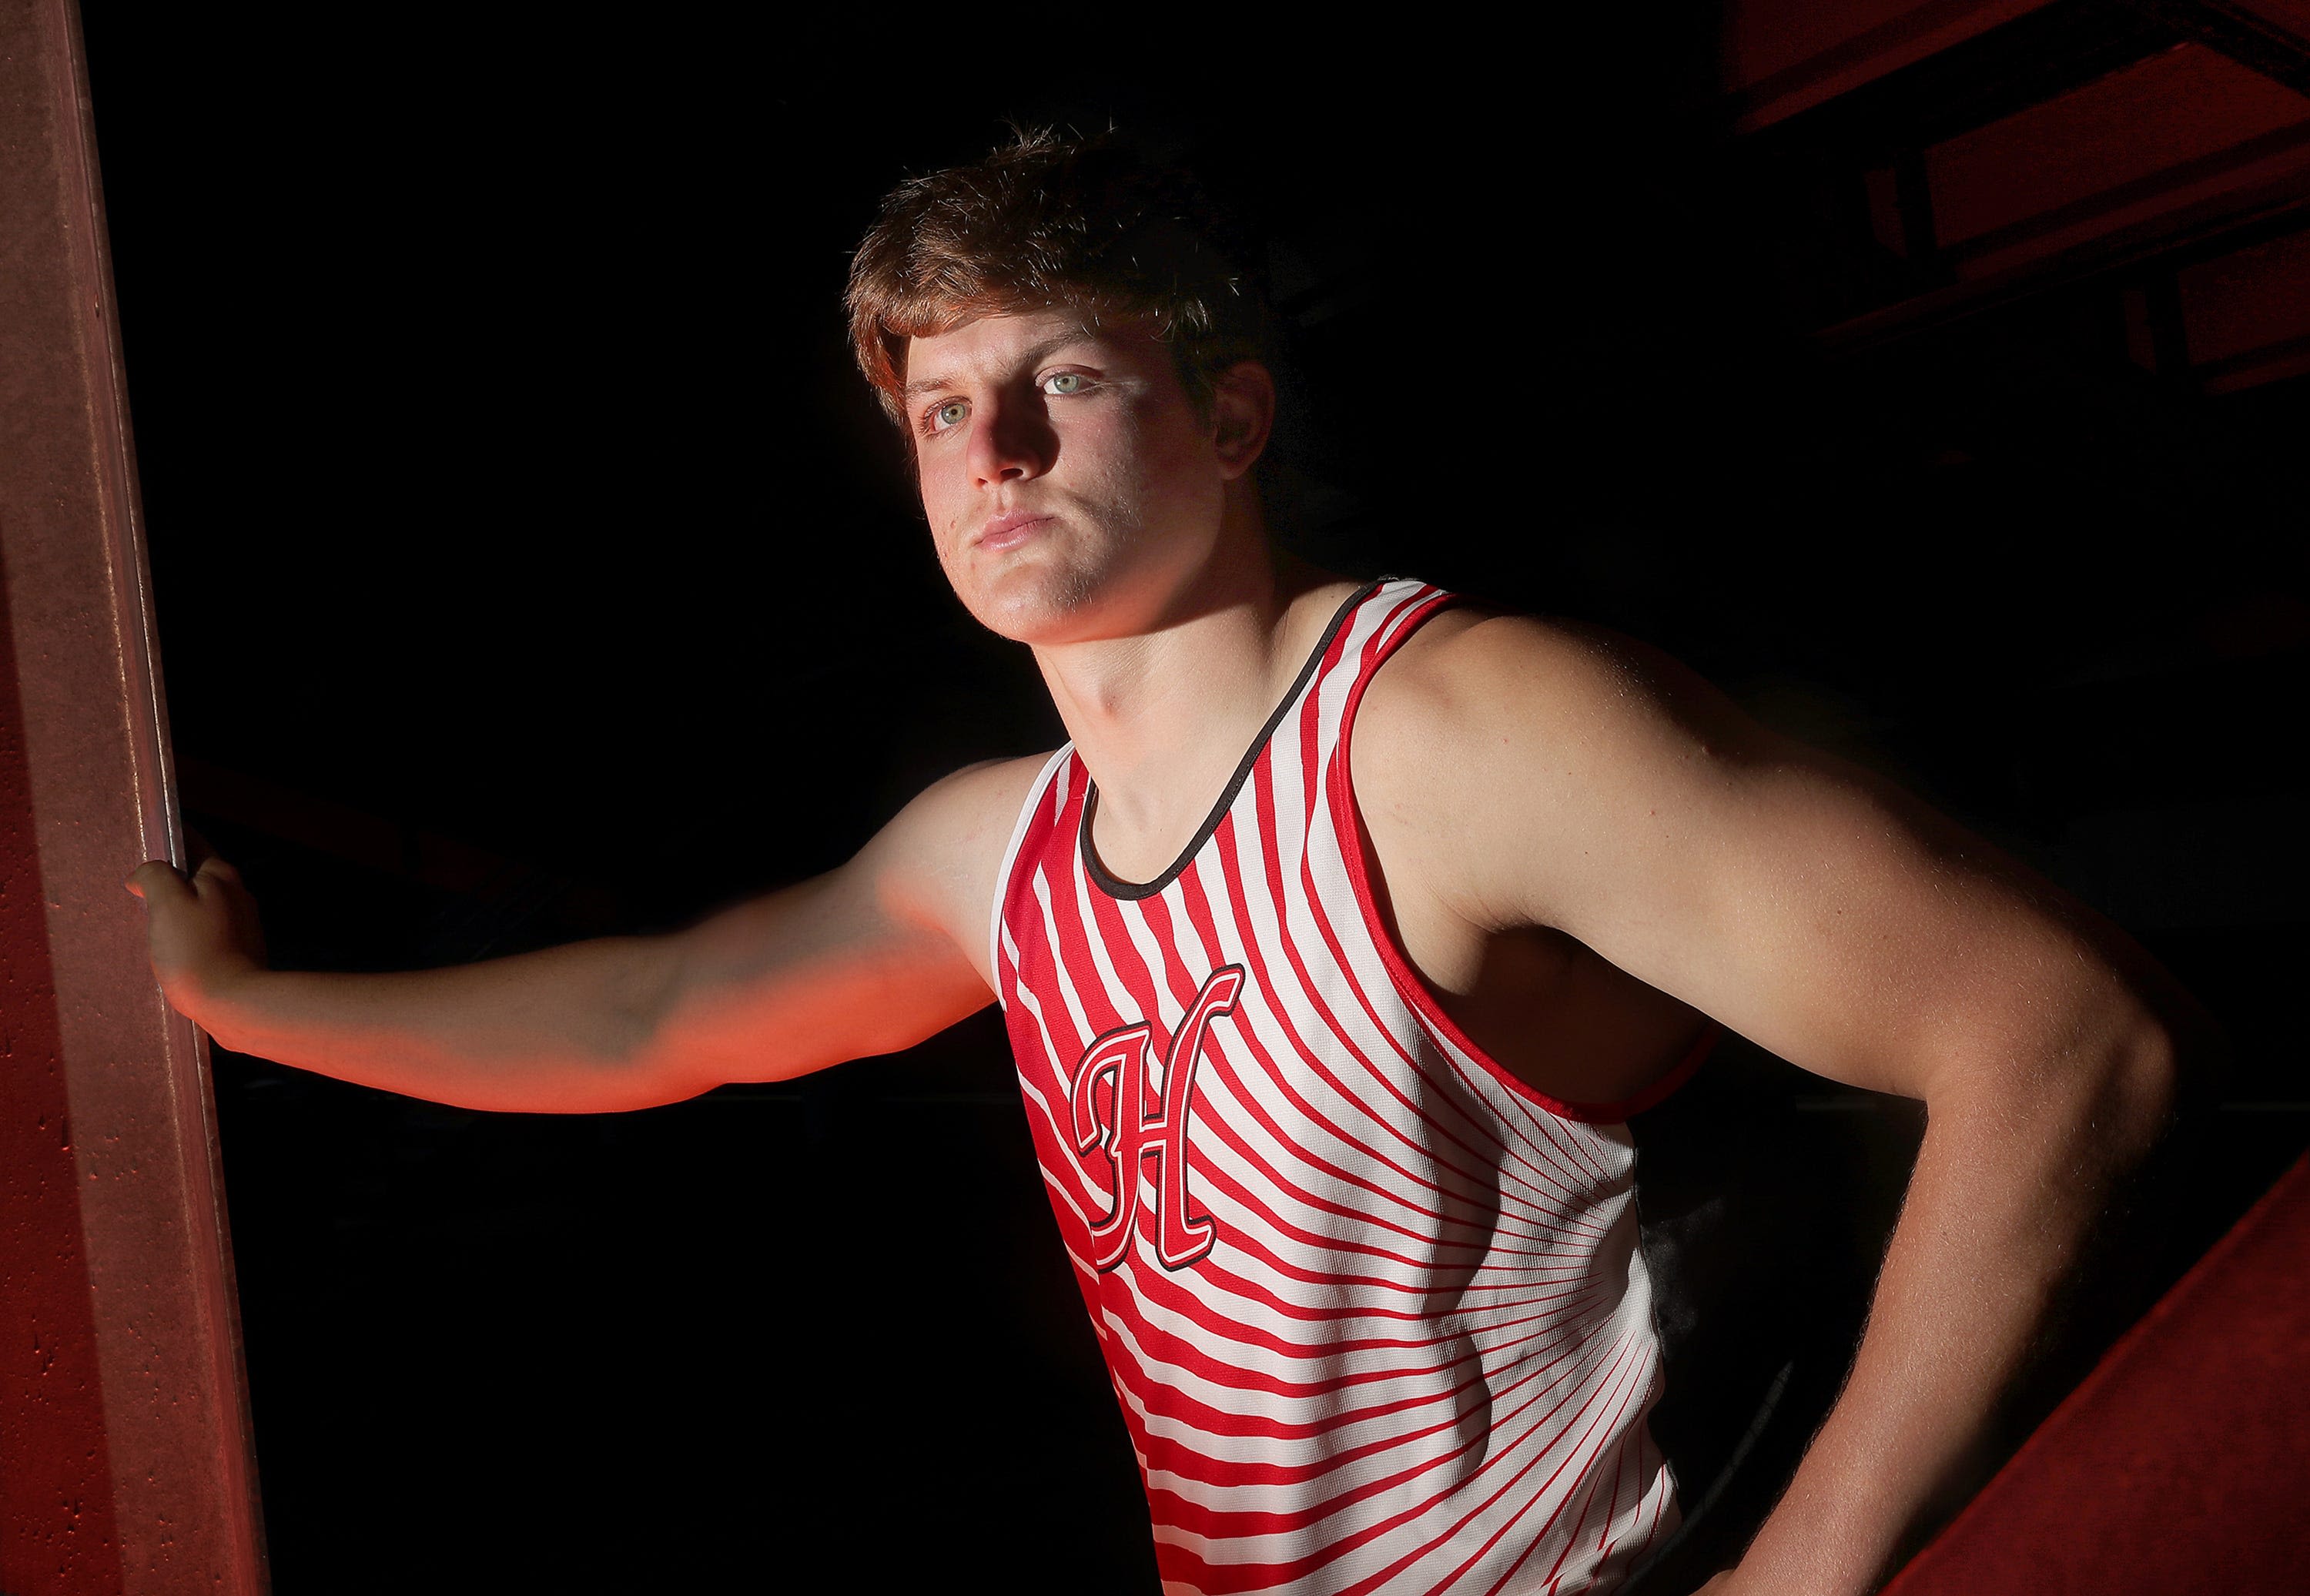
845, 129, 1269, 432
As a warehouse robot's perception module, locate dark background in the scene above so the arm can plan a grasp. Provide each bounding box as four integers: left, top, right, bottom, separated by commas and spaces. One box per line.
79, 5, 2308, 1591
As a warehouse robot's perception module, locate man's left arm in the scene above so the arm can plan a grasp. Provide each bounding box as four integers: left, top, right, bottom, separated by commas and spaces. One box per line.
1363, 614, 2210, 1594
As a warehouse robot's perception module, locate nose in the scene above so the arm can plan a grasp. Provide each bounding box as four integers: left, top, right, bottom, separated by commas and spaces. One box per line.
967, 390, 1057, 488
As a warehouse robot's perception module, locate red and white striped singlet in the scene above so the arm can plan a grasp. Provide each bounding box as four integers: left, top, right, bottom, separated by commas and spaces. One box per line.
992, 578, 1684, 1594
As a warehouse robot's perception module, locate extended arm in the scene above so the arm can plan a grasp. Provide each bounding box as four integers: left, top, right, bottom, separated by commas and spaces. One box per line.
1358, 615, 2205, 1594
129, 756, 1044, 1114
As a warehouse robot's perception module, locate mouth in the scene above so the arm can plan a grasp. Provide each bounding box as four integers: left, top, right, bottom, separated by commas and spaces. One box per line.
975, 510, 1055, 552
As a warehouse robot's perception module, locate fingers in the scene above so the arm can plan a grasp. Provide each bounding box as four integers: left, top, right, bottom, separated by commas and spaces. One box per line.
124, 852, 241, 902
192, 855, 244, 891
124, 858, 186, 902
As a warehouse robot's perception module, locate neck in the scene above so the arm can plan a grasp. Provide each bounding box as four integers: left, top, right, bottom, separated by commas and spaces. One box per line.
1031, 506, 1339, 841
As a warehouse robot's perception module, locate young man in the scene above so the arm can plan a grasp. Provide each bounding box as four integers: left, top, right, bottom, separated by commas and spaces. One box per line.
132, 134, 2194, 1593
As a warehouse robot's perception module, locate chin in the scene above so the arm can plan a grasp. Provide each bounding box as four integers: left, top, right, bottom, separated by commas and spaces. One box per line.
966, 585, 1092, 647
957, 557, 1112, 646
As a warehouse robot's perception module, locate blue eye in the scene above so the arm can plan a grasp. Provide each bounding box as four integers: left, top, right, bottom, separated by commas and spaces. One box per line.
1044, 372, 1084, 396
930, 400, 967, 431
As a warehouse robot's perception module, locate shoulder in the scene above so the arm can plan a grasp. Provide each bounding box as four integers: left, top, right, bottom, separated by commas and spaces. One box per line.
1351, 606, 1770, 928
870, 750, 1061, 885
894, 750, 1061, 844
853, 751, 1062, 960
1356, 604, 1744, 787
1368, 601, 1708, 708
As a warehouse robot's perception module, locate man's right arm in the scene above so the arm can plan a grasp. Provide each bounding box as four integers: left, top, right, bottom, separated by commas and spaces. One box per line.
128, 755, 1050, 1115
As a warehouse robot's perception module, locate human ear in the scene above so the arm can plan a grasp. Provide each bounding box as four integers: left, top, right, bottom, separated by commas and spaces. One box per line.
1210, 361, 1276, 480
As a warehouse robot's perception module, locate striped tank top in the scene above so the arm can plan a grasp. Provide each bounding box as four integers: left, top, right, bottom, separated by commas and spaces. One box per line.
991, 578, 1686, 1594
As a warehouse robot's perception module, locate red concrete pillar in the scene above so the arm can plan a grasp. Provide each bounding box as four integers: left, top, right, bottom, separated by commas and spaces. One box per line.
0, 2, 267, 1591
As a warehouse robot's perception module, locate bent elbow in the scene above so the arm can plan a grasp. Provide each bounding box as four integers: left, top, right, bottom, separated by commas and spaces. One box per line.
2104, 1019, 2181, 1153
2079, 1000, 2220, 1173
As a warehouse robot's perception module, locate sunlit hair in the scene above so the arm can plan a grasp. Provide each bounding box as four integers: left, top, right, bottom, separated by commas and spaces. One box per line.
845, 129, 1268, 433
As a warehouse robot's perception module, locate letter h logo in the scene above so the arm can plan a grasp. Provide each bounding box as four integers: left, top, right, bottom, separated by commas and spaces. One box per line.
1070, 965, 1244, 1273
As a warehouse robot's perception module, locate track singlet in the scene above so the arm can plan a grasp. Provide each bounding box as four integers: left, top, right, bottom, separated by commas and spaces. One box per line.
992, 579, 1682, 1594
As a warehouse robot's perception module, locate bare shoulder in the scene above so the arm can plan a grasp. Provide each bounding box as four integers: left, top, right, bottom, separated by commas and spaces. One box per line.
1355, 607, 1756, 796
886, 751, 1057, 844
853, 751, 1060, 975
1361, 607, 1739, 751
1351, 607, 1777, 930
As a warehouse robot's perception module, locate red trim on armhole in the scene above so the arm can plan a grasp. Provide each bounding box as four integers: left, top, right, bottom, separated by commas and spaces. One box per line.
1324, 593, 1717, 1126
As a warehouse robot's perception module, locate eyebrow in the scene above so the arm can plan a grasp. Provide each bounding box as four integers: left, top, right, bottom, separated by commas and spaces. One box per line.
899, 329, 1104, 400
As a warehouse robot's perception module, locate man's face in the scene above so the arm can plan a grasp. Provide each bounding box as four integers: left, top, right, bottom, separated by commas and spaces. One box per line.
902, 309, 1238, 647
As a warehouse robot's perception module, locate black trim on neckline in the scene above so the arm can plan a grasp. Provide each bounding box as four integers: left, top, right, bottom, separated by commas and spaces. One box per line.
1079, 578, 1387, 901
